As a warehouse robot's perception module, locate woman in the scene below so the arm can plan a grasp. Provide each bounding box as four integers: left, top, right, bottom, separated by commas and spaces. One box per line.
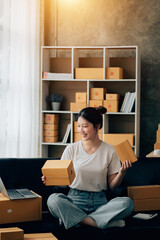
42, 106, 134, 230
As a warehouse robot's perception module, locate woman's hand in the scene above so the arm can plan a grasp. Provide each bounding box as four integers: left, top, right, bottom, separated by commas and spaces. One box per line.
41, 175, 46, 184
119, 160, 132, 174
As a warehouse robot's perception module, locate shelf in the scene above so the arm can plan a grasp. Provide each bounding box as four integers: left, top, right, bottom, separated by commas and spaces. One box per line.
40, 45, 140, 158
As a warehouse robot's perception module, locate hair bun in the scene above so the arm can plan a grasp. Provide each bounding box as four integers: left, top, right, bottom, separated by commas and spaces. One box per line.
96, 106, 107, 115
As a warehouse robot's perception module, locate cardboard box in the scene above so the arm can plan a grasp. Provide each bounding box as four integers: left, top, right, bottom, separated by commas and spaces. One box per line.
44, 136, 58, 143
76, 92, 87, 103
114, 140, 138, 163
89, 100, 103, 108
70, 102, 87, 112
44, 114, 59, 124
75, 68, 103, 79
74, 121, 79, 133
154, 142, 160, 150
127, 185, 160, 211
44, 124, 58, 131
104, 133, 134, 146
24, 233, 57, 240
43, 130, 58, 137
0, 227, 24, 240
74, 132, 81, 142
0, 192, 42, 224
106, 94, 119, 101
41, 160, 75, 186
106, 67, 123, 79
103, 100, 119, 112
90, 88, 105, 100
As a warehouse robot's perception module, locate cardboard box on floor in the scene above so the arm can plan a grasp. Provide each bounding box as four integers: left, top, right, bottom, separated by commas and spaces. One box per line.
0, 192, 42, 224
114, 140, 138, 163
127, 185, 160, 211
0, 227, 24, 240
24, 233, 58, 240
42, 160, 75, 186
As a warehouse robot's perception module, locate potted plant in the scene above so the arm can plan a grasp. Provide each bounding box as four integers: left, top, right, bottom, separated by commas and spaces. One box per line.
47, 94, 63, 111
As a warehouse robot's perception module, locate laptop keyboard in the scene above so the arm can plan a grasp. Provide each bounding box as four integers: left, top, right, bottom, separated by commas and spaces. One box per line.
7, 189, 25, 199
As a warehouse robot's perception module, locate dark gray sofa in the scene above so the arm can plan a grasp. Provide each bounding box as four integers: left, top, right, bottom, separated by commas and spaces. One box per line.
0, 157, 160, 240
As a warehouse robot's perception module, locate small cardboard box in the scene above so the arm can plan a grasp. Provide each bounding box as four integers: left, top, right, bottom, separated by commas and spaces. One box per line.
76, 92, 87, 103
0, 192, 42, 224
44, 114, 59, 124
106, 94, 119, 101
41, 160, 75, 186
103, 100, 119, 112
90, 88, 105, 100
106, 67, 123, 79
0, 227, 24, 240
70, 102, 87, 112
127, 185, 160, 211
104, 133, 134, 146
114, 140, 138, 163
89, 100, 103, 108
44, 124, 58, 131
75, 68, 103, 79
24, 233, 58, 240
43, 130, 58, 137
74, 121, 79, 133
44, 136, 58, 143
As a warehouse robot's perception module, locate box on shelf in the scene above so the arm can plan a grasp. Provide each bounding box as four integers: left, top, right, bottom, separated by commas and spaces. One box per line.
74, 132, 81, 142
106, 93, 119, 101
127, 185, 160, 211
41, 160, 75, 186
43, 130, 58, 137
24, 233, 57, 240
89, 100, 103, 108
106, 67, 123, 79
90, 88, 105, 100
70, 102, 87, 112
75, 68, 103, 79
0, 192, 42, 224
44, 124, 58, 131
114, 140, 138, 163
44, 114, 59, 124
104, 133, 134, 146
44, 136, 58, 143
0, 227, 24, 240
76, 92, 87, 103
103, 100, 119, 112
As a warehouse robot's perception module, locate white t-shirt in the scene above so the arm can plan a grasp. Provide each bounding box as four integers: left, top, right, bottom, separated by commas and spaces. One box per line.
61, 141, 121, 192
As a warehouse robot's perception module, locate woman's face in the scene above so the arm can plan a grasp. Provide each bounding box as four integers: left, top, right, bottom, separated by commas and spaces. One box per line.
77, 116, 98, 141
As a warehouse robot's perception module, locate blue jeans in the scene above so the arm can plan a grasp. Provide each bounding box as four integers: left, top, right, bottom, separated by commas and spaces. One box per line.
47, 188, 134, 229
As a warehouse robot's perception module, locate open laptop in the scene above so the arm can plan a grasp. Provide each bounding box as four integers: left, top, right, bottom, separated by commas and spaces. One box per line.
0, 177, 38, 200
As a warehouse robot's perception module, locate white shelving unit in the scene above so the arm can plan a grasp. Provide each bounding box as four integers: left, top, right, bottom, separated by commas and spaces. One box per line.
40, 46, 140, 158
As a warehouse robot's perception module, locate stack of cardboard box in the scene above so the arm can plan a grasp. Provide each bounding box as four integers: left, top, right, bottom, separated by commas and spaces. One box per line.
154, 123, 160, 150
128, 185, 160, 211
103, 93, 119, 112
89, 88, 105, 108
70, 92, 87, 112
43, 114, 59, 143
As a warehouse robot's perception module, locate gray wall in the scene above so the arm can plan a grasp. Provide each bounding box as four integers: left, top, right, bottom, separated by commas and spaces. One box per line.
44, 0, 160, 157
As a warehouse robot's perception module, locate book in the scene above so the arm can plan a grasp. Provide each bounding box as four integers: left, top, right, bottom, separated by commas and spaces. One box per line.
120, 92, 130, 112
114, 140, 138, 163
62, 124, 71, 143
128, 92, 136, 112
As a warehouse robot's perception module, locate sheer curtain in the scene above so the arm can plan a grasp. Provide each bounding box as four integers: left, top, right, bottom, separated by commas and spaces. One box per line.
0, 0, 40, 157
